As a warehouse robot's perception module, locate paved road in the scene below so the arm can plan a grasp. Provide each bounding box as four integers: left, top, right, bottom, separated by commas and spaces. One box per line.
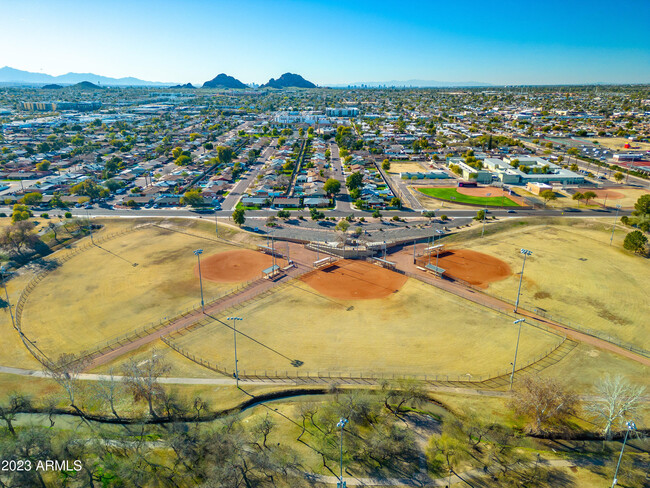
221, 139, 276, 211
330, 142, 353, 212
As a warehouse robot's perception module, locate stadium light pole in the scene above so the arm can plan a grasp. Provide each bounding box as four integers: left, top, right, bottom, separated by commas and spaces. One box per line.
0, 267, 16, 330
228, 316, 243, 388
194, 249, 204, 312
611, 421, 637, 487
510, 319, 525, 389
610, 205, 621, 246
514, 249, 532, 313
337, 418, 348, 488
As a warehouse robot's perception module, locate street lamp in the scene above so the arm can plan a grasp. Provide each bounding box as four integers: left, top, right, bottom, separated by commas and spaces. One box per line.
194, 249, 204, 312
510, 319, 525, 389
611, 421, 637, 487
337, 418, 349, 488
514, 249, 533, 313
228, 316, 243, 388
0, 267, 16, 330
610, 204, 621, 246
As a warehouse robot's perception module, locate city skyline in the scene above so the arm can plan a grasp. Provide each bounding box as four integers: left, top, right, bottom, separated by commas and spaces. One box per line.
2, 0, 649, 86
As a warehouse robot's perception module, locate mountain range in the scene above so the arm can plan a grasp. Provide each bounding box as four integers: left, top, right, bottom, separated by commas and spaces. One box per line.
0, 67, 491, 88
0, 66, 169, 86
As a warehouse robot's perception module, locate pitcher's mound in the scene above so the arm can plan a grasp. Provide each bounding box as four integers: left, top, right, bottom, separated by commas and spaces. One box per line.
196, 249, 274, 282
301, 260, 407, 300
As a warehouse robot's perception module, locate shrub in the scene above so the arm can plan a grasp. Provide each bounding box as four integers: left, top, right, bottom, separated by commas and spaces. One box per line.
64, 212, 72, 218
40, 213, 49, 219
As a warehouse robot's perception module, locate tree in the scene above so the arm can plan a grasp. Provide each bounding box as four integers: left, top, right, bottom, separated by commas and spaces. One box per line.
45, 353, 90, 417
172, 146, 183, 158
390, 197, 402, 208
70, 179, 106, 201
372, 209, 382, 218
174, 154, 192, 166
582, 190, 597, 205
539, 190, 557, 206
11, 203, 31, 223
346, 171, 363, 190
572, 192, 584, 206
216, 146, 234, 165
614, 171, 624, 183
277, 209, 290, 219
122, 350, 171, 418
509, 375, 577, 433
586, 375, 646, 440
204, 142, 213, 151
50, 192, 65, 208
474, 209, 486, 221
382, 159, 391, 170
633, 194, 650, 217
181, 189, 203, 207
324, 148, 331, 161
310, 208, 324, 221
20, 192, 42, 206
35, 160, 50, 171
335, 220, 350, 232
623, 230, 648, 255
232, 208, 246, 226
323, 178, 341, 196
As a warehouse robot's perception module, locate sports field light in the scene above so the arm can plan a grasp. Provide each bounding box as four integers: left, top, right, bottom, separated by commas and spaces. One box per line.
510, 319, 526, 389
514, 249, 532, 313
611, 420, 637, 487
337, 418, 349, 488
228, 317, 243, 388
194, 249, 204, 312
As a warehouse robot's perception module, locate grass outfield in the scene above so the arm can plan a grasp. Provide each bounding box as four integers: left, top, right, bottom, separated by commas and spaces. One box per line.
170, 278, 560, 378
417, 187, 520, 207
444, 220, 650, 349
20, 221, 257, 358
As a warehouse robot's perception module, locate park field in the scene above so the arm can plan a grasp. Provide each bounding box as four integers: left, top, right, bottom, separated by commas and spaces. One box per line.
591, 137, 650, 152
386, 161, 428, 174
20, 220, 261, 359
445, 220, 650, 349
417, 187, 520, 207
169, 278, 561, 378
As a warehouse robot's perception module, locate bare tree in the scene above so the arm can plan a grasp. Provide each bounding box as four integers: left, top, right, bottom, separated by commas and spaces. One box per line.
509, 375, 577, 433
0, 221, 39, 257
586, 375, 646, 440
122, 349, 171, 418
93, 368, 124, 420
44, 353, 89, 417
0, 393, 31, 437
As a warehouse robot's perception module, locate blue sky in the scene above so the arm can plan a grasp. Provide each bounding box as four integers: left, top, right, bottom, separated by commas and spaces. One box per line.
2, 0, 649, 85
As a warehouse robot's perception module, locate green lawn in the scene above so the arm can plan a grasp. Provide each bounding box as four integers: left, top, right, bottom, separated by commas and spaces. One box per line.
417, 187, 520, 207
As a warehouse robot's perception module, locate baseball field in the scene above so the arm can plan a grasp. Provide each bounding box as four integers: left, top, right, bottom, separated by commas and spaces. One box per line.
444, 220, 650, 349
168, 272, 561, 378
19, 222, 266, 358
417, 187, 522, 206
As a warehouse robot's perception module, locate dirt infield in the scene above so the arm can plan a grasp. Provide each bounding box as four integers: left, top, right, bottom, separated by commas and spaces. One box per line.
300, 259, 408, 300
580, 188, 625, 200
417, 249, 511, 288
197, 249, 274, 282
456, 186, 526, 204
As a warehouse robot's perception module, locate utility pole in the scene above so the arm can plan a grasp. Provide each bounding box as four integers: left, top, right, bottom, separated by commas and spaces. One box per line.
514, 249, 532, 313
510, 319, 525, 389
337, 418, 348, 488
228, 316, 243, 388
194, 249, 204, 312
611, 421, 637, 487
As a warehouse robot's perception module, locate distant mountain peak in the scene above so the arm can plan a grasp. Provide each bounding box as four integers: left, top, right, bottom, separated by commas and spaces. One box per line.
170, 83, 195, 89
262, 73, 316, 89
73, 81, 102, 90
202, 73, 247, 89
